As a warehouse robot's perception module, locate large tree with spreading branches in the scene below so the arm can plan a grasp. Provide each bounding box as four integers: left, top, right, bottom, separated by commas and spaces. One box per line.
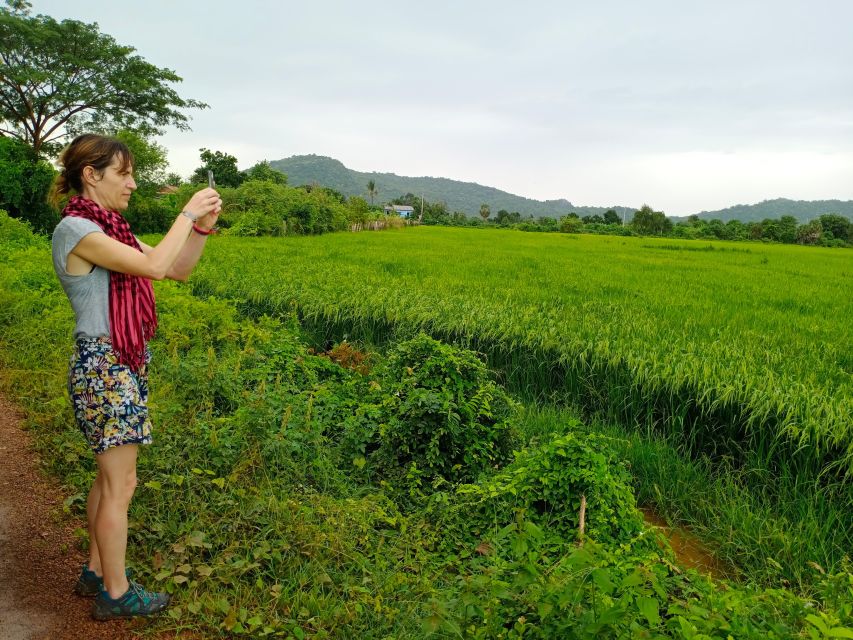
0, 1, 207, 156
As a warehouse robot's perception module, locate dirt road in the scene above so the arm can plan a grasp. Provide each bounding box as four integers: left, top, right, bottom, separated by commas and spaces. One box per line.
0, 393, 138, 640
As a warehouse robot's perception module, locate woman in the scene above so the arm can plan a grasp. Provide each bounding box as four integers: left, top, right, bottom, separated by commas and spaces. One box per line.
51, 134, 221, 621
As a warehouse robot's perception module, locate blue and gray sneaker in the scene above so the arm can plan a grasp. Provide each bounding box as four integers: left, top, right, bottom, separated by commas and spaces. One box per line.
91, 580, 170, 621
73, 564, 132, 597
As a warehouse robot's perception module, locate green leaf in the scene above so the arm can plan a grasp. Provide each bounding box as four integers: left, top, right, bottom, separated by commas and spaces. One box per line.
422, 613, 442, 634
808, 615, 830, 635
637, 596, 661, 626
591, 568, 615, 595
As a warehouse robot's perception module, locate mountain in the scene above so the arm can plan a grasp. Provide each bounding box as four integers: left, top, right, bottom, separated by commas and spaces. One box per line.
681, 198, 853, 224
269, 155, 634, 219
269, 156, 852, 223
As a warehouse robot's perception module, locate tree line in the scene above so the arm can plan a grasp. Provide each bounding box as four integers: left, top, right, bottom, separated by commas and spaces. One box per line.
388, 195, 852, 247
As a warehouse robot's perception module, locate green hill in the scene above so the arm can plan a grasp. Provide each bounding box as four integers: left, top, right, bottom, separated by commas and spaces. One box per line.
687, 198, 853, 223
269, 154, 634, 219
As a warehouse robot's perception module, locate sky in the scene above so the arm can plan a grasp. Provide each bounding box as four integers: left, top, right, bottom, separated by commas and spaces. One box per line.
33, 0, 853, 215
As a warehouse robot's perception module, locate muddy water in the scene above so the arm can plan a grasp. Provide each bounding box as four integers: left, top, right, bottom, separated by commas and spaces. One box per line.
641, 508, 726, 580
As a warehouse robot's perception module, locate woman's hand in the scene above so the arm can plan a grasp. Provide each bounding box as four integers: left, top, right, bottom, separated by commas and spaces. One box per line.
195, 208, 221, 231
183, 188, 222, 222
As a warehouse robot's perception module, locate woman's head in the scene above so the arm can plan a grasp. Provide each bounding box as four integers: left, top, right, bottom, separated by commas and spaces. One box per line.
52, 134, 136, 211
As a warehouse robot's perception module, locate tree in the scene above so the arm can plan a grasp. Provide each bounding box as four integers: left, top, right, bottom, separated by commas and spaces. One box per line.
494, 209, 511, 224
191, 148, 244, 188
165, 172, 183, 187
796, 220, 822, 245
0, 4, 206, 156
603, 209, 621, 225
479, 203, 490, 222
112, 129, 167, 188
347, 196, 370, 226
366, 179, 378, 206
777, 215, 798, 244
559, 215, 583, 233
422, 200, 450, 225
0, 134, 56, 231
725, 219, 746, 240
244, 160, 287, 185
760, 218, 780, 242
817, 214, 851, 242
631, 204, 671, 235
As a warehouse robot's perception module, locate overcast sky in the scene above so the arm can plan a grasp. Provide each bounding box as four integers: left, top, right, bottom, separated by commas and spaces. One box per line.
34, 0, 853, 215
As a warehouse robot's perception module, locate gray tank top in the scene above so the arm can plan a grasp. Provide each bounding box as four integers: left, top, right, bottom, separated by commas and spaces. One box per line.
51, 216, 111, 339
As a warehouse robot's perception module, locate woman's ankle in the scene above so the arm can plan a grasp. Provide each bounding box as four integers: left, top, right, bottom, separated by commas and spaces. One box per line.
103, 576, 129, 599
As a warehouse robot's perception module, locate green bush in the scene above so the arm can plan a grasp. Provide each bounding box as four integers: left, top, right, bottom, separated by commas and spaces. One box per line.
455, 432, 644, 546
224, 209, 285, 237
342, 334, 519, 487
124, 193, 176, 233
0, 209, 45, 251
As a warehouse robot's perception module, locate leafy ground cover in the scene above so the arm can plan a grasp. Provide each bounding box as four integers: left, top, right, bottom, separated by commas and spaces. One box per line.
185, 226, 853, 586
2, 212, 851, 638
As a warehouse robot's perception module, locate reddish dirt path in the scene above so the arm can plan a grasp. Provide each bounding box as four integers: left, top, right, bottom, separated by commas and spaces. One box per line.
0, 393, 143, 640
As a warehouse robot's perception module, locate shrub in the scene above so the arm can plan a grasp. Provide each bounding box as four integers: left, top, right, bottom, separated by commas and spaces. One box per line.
0, 209, 45, 251
124, 194, 175, 233
456, 432, 644, 545
342, 334, 519, 487
224, 209, 285, 237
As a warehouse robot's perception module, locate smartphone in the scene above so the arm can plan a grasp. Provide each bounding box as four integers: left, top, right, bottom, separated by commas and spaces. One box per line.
207, 170, 215, 189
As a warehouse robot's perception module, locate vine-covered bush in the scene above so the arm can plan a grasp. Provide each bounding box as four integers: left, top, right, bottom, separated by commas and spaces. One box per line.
341, 333, 520, 487
455, 432, 644, 545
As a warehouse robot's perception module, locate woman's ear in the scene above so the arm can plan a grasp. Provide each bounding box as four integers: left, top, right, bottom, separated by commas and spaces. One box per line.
81, 165, 99, 188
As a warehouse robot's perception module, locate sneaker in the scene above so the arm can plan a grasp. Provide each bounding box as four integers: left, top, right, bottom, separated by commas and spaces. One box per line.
73, 564, 132, 597
91, 580, 170, 621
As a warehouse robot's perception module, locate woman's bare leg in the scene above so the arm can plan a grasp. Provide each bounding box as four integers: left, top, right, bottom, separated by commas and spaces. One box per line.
94, 444, 138, 598
86, 471, 102, 575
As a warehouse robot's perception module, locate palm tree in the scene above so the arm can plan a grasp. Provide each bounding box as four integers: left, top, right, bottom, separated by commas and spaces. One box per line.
479, 203, 491, 222
367, 180, 379, 206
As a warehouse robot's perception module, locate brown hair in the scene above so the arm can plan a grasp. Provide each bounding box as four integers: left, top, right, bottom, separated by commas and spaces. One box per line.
50, 134, 134, 206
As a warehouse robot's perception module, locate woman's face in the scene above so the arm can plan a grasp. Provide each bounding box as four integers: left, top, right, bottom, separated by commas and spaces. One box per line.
83, 155, 136, 212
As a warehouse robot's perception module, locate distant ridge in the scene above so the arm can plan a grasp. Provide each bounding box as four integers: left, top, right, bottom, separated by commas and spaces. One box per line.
683, 198, 853, 224
269, 155, 634, 219
269, 155, 852, 223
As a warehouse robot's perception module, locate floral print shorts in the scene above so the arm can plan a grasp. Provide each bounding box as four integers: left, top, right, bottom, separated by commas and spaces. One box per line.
67, 336, 153, 455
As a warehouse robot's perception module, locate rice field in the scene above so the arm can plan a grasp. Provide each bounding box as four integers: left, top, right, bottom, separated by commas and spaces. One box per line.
189, 227, 853, 486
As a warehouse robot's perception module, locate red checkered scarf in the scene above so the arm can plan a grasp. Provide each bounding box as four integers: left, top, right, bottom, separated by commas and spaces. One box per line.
62, 195, 157, 372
